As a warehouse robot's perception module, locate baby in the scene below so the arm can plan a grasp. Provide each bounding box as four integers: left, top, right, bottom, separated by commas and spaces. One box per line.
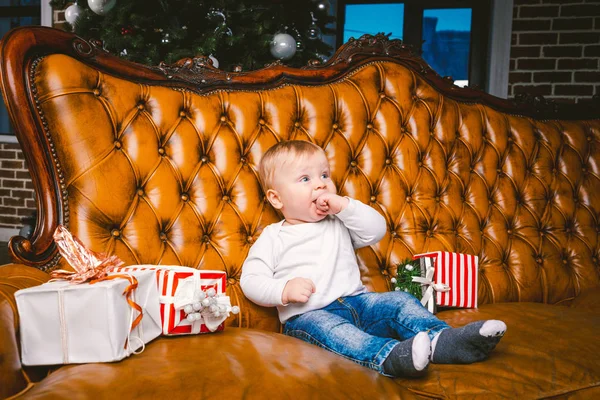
240, 140, 506, 377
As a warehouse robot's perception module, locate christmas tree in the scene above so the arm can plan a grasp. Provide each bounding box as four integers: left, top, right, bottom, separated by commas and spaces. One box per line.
53, 0, 336, 71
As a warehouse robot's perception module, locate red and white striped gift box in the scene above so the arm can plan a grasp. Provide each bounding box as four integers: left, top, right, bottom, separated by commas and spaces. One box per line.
110, 265, 227, 335
413, 251, 478, 309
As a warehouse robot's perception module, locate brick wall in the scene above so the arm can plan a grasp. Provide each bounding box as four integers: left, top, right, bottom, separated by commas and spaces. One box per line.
510, 0, 600, 102
0, 141, 36, 234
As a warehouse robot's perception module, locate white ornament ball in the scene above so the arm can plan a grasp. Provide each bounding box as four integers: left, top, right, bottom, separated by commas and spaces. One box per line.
270, 33, 297, 61
192, 302, 202, 311
197, 291, 206, 300
201, 298, 211, 307
209, 304, 218, 313
208, 55, 219, 69
87, 0, 117, 16
183, 304, 194, 314
231, 306, 240, 314
206, 288, 217, 297
64, 3, 82, 25
186, 313, 195, 322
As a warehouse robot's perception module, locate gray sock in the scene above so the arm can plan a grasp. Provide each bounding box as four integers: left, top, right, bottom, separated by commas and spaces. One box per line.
431, 320, 506, 364
382, 331, 431, 377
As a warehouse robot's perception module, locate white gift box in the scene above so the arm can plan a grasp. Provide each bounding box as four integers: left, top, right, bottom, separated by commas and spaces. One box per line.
15, 270, 162, 366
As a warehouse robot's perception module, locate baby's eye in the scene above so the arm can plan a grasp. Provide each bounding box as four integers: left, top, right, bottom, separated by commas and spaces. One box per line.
300, 176, 309, 182
321, 173, 329, 179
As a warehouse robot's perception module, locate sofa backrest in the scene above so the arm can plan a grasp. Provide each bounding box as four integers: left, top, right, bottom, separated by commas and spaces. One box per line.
2, 27, 599, 331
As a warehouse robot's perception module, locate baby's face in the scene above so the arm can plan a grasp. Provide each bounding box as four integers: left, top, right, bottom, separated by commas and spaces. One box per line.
271, 151, 336, 224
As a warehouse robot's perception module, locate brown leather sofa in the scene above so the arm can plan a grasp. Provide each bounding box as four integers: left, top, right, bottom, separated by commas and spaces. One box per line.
1, 26, 599, 399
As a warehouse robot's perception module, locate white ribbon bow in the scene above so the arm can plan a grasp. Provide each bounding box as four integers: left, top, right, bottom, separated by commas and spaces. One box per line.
411, 262, 450, 307
173, 275, 235, 332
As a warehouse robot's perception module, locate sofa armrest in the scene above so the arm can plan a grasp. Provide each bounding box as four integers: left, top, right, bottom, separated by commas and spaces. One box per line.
0, 263, 49, 399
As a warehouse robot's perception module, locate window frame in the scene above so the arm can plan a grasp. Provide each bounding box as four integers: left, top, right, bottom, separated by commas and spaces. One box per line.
0, 1, 49, 138
336, 0, 493, 92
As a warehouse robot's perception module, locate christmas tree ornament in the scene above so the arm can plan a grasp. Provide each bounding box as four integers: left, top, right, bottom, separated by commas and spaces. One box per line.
64, 3, 82, 25
120, 26, 134, 35
161, 33, 171, 44
306, 12, 322, 40
87, 0, 116, 16
270, 32, 297, 60
206, 287, 216, 297
208, 55, 219, 68
314, 0, 331, 14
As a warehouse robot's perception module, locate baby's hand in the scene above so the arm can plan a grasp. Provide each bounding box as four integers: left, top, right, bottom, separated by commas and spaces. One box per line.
282, 277, 316, 304
315, 193, 349, 215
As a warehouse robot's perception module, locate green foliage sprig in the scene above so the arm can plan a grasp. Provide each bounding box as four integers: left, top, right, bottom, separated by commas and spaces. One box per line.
390, 258, 424, 299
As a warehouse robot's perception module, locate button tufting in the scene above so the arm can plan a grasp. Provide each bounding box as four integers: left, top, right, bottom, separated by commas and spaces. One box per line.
158, 147, 165, 155
332, 123, 339, 129
380, 93, 386, 98
350, 160, 357, 167
593, 257, 598, 263
201, 156, 208, 163
370, 196, 376, 202
247, 236, 254, 244
385, 158, 392, 165
406, 196, 412, 202
259, 118, 265, 125
418, 162, 423, 167
137, 103, 144, 110
582, 167, 587, 172
222, 195, 230, 202
367, 123, 373, 129
181, 193, 189, 201
93, 89, 100, 96
179, 111, 186, 117
137, 188, 144, 196
111, 229, 120, 237
159, 232, 167, 241
228, 278, 237, 285
294, 121, 301, 127
391, 231, 397, 237
240, 157, 247, 164
507, 229, 513, 235
426, 230, 433, 237
220, 115, 227, 122
114, 140, 122, 149
435, 196, 440, 202
563, 259, 568, 265
203, 235, 210, 243
536, 258, 543, 264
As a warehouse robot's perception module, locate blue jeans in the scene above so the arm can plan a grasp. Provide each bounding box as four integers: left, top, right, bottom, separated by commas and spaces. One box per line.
283, 291, 450, 375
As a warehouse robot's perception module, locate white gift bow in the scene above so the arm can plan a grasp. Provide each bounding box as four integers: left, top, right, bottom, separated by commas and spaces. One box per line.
172, 274, 233, 332
411, 263, 450, 307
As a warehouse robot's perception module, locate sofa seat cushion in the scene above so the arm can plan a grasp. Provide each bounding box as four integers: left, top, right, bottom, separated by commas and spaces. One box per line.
396, 302, 600, 399
19, 328, 409, 399
569, 288, 600, 313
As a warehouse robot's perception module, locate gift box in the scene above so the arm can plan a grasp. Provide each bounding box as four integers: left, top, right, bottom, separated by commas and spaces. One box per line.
110, 265, 238, 336
412, 251, 478, 313
15, 270, 162, 366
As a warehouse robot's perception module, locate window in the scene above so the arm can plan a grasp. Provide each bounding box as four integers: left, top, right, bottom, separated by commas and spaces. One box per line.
336, 0, 492, 91
0, 0, 42, 136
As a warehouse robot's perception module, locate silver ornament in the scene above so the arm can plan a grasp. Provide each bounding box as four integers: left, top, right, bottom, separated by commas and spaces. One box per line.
192, 302, 202, 311
64, 3, 82, 25
270, 33, 297, 61
231, 306, 240, 314
306, 23, 322, 40
87, 0, 117, 16
183, 304, 194, 314
206, 288, 217, 297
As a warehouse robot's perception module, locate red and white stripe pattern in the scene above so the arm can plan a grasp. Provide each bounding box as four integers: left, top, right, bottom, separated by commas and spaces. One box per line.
110, 265, 227, 335
413, 252, 478, 309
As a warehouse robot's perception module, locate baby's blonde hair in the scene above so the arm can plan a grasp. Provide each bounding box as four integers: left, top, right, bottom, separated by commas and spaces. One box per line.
258, 140, 325, 191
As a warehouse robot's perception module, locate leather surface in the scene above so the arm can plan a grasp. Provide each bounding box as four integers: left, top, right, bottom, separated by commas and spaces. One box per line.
33, 54, 600, 335
17, 328, 408, 400
0, 265, 49, 399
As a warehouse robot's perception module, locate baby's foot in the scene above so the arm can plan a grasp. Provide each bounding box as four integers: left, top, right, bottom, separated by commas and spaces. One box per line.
383, 331, 431, 377
431, 320, 506, 364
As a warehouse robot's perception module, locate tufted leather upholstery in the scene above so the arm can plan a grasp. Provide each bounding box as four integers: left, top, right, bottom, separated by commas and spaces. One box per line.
32, 54, 600, 332
2, 27, 600, 399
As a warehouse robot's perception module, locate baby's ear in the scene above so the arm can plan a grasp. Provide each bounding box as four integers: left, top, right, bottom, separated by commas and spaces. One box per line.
266, 189, 283, 209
